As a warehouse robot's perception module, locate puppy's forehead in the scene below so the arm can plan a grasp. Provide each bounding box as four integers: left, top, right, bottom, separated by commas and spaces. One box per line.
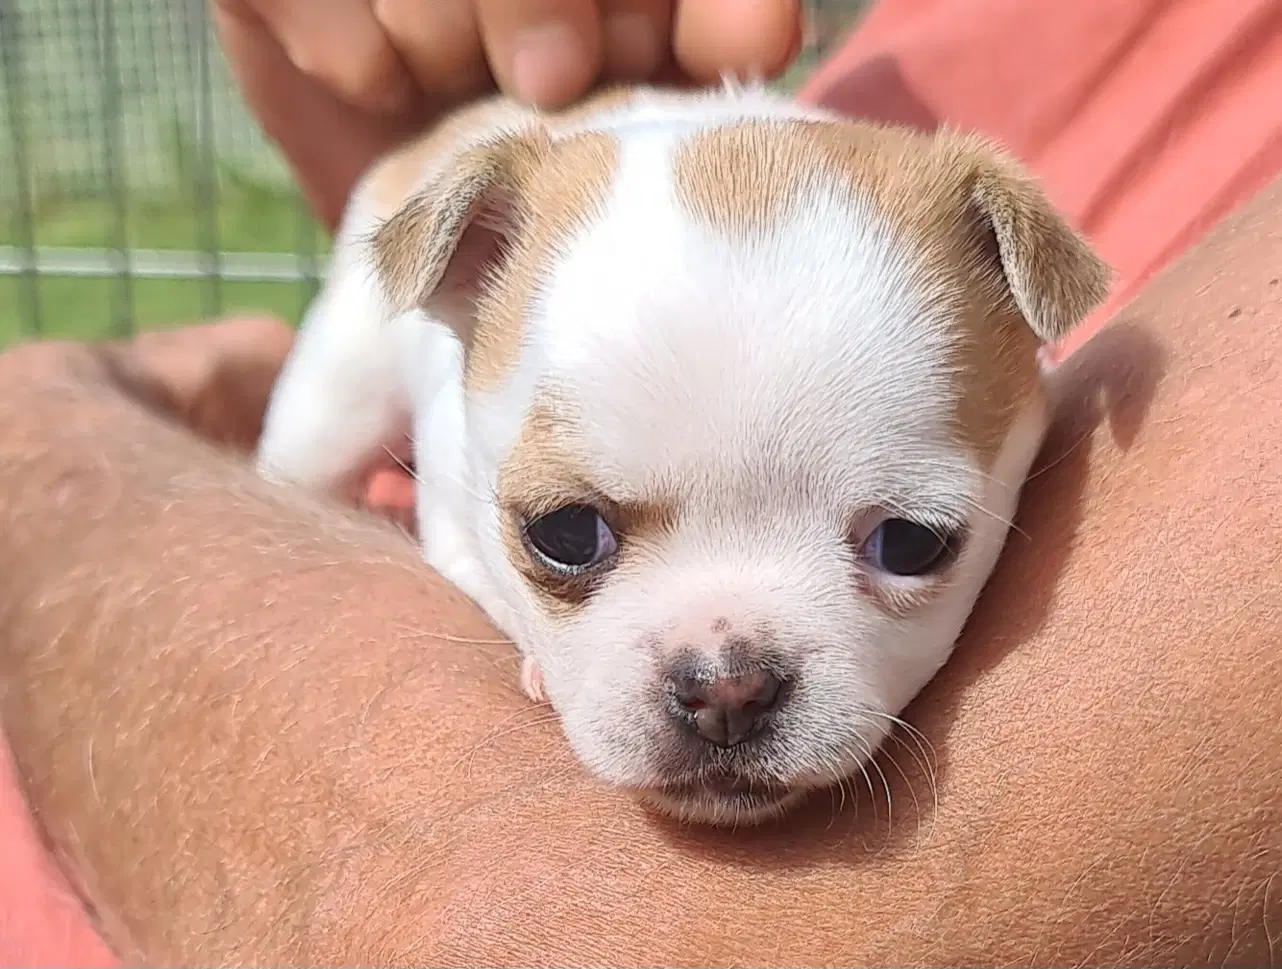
514, 116, 1039, 506
668, 118, 1041, 469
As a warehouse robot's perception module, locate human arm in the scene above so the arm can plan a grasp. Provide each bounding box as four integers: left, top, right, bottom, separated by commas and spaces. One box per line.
0, 323, 557, 964
3, 172, 1282, 965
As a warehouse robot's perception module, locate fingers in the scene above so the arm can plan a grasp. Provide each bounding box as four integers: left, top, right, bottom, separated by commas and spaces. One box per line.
466, 0, 795, 103
222, 0, 419, 115
371, 0, 493, 106
672, 0, 802, 84
211, 1, 426, 230
472, 0, 604, 106
466, 0, 678, 104
127, 317, 296, 380
226, 0, 800, 115
212, 0, 804, 231
599, 0, 674, 82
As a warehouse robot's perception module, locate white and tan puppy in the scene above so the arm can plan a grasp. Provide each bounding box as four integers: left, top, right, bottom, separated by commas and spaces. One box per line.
256, 82, 1110, 825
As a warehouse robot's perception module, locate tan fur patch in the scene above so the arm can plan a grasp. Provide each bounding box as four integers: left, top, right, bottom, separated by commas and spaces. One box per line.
672, 119, 1108, 468
365, 87, 639, 222
672, 123, 809, 238
365, 100, 621, 392
466, 131, 619, 392
812, 125, 1045, 466
365, 97, 537, 220
371, 133, 549, 314
497, 401, 678, 618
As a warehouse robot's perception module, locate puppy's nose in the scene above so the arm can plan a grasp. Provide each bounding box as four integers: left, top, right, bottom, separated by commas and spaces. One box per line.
669, 668, 783, 748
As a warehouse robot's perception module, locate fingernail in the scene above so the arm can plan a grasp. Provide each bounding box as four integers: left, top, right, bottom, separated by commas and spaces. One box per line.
603, 12, 661, 79
511, 22, 592, 106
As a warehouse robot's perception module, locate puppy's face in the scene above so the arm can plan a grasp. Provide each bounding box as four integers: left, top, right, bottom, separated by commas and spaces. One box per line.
373, 90, 1110, 825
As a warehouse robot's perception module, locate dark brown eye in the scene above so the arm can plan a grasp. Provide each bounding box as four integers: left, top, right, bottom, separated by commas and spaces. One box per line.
523, 505, 618, 572
860, 518, 959, 577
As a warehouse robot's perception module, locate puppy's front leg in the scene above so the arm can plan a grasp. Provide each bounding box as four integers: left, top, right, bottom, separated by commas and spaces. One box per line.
257, 264, 411, 504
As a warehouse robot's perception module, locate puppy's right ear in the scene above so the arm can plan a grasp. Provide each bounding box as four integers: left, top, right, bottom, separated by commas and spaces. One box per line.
964, 144, 1113, 344
370, 132, 547, 349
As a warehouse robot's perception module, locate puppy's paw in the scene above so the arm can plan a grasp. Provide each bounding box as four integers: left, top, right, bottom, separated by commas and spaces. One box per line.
1036, 343, 1059, 376
520, 656, 547, 704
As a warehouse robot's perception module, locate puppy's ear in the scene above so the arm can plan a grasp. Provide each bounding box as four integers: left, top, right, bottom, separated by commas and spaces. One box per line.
966, 145, 1113, 343
370, 132, 548, 349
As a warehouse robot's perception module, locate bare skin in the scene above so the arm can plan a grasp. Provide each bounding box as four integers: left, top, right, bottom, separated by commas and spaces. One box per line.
1, 175, 1281, 966
212, 0, 802, 228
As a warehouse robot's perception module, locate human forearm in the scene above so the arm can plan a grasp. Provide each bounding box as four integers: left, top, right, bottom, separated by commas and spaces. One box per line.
4, 162, 1282, 965
0, 344, 566, 965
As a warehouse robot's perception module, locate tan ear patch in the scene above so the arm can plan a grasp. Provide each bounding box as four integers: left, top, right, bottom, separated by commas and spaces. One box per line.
804, 122, 1065, 468
364, 96, 539, 220
370, 133, 547, 315
366, 124, 618, 392
966, 143, 1113, 343
366, 86, 636, 223
466, 131, 620, 392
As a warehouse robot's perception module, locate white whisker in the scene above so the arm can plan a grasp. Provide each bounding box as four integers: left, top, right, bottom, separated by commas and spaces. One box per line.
860, 709, 940, 839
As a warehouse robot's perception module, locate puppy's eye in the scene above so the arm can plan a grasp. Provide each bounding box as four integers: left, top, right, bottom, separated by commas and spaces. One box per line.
861, 518, 958, 577
523, 505, 618, 571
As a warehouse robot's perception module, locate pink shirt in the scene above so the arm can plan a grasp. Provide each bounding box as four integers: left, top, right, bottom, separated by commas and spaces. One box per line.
800, 0, 1282, 358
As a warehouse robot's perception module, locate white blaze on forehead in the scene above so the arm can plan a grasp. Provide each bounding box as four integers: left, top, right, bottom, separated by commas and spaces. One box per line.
528, 119, 969, 513
556, 80, 840, 137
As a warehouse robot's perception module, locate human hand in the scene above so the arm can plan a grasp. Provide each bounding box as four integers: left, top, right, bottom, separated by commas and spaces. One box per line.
109, 317, 421, 528
211, 0, 803, 228
111, 318, 419, 529
94, 316, 297, 454
1, 318, 416, 529
0, 317, 292, 455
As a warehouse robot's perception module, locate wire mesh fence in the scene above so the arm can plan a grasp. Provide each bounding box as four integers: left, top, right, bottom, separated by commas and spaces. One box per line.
0, 0, 869, 344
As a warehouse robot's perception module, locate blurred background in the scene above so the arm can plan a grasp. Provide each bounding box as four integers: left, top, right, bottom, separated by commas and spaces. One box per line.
0, 0, 870, 344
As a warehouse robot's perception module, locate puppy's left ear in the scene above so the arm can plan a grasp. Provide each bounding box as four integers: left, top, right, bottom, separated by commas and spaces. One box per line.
369, 130, 549, 350
967, 146, 1113, 343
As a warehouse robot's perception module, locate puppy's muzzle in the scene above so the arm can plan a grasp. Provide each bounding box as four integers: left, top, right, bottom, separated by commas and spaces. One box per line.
634, 654, 804, 823
666, 665, 785, 748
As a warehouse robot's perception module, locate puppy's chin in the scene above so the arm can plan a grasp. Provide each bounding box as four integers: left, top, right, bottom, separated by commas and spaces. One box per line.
630, 777, 811, 828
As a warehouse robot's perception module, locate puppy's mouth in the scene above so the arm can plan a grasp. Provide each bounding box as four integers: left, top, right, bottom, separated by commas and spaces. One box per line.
633, 774, 806, 826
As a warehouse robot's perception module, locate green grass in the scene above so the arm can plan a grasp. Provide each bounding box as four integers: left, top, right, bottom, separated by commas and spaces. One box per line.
0, 0, 331, 344
0, 0, 870, 348
1, 179, 329, 344
10, 188, 318, 253
0, 276, 312, 343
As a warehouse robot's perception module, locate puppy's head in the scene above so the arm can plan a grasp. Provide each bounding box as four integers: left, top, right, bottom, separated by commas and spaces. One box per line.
372, 94, 1111, 825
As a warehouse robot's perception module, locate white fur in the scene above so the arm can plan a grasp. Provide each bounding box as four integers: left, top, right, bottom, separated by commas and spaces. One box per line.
256, 84, 1058, 826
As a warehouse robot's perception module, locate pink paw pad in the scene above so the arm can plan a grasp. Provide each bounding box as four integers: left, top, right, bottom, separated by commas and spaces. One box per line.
520, 656, 547, 703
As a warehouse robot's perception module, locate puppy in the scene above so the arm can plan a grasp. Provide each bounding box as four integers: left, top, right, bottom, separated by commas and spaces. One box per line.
256, 82, 1110, 826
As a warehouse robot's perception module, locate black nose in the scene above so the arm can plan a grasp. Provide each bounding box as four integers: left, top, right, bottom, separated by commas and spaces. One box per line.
668, 667, 784, 747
